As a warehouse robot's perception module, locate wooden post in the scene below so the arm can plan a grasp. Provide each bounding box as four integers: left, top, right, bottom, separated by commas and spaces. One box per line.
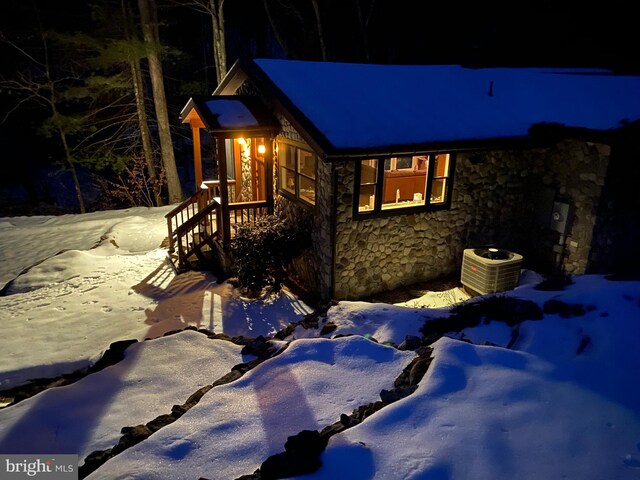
192, 126, 207, 214
233, 140, 242, 201
265, 135, 274, 214
216, 136, 231, 246
192, 126, 203, 188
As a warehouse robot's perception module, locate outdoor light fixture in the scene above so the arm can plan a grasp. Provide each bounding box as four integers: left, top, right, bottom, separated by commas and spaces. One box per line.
258, 144, 266, 155
237, 137, 246, 145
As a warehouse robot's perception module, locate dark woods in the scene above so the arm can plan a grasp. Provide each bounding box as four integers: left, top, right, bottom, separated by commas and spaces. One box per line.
0, 0, 637, 215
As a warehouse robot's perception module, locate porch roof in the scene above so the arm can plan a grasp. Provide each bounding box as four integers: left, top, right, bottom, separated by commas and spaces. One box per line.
180, 95, 278, 135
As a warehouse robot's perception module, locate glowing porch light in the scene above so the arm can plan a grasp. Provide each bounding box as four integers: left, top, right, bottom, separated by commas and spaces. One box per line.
237, 137, 246, 145
257, 144, 266, 155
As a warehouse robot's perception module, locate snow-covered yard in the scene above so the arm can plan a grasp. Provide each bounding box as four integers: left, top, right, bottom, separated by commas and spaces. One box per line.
1, 206, 639, 479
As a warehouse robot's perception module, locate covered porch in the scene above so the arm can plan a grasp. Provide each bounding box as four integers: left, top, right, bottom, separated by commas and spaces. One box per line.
165, 95, 279, 269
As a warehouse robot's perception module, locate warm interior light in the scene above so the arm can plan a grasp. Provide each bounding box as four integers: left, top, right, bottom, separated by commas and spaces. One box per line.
257, 144, 266, 155
237, 137, 246, 145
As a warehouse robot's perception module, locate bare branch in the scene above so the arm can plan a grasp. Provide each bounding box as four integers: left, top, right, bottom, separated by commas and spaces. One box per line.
0, 95, 33, 124
0, 32, 47, 68
168, 0, 212, 16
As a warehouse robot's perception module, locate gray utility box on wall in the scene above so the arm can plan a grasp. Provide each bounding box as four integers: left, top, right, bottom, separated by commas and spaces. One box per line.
461, 248, 523, 296
550, 201, 571, 234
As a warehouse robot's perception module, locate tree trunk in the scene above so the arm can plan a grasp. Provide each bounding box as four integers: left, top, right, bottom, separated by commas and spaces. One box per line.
131, 57, 164, 206
263, 0, 300, 59
355, 0, 375, 61
64, 153, 86, 214
49, 82, 86, 213
57, 122, 86, 214
210, 0, 227, 84
138, 0, 183, 204
310, 0, 328, 61
42, 27, 86, 213
124, 1, 163, 206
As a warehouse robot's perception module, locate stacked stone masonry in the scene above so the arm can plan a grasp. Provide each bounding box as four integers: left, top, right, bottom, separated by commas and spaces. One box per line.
333, 140, 610, 299
274, 113, 334, 301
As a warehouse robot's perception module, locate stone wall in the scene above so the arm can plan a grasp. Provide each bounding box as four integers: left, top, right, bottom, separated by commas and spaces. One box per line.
239, 139, 253, 202
274, 114, 334, 302
333, 139, 610, 299
236, 79, 334, 301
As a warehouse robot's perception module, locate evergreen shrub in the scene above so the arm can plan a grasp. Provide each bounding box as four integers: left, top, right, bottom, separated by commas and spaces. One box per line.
230, 214, 309, 296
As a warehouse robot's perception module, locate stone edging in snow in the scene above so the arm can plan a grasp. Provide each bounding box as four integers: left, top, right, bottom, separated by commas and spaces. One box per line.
231, 344, 434, 480
78, 329, 286, 479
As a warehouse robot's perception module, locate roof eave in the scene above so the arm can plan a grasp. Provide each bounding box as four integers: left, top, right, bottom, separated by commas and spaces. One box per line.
217, 59, 337, 157
320, 136, 537, 161
213, 59, 248, 96
320, 126, 616, 161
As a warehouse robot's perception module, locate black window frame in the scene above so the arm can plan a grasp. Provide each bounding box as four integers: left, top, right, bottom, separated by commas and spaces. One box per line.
277, 139, 318, 207
353, 152, 456, 220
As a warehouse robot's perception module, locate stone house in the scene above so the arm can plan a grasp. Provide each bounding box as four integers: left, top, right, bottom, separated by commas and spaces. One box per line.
173, 59, 640, 301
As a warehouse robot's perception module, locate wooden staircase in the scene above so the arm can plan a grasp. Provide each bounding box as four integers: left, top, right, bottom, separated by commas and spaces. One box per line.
165, 186, 269, 272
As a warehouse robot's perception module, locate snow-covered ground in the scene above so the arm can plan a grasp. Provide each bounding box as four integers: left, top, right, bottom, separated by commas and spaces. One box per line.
1, 205, 639, 480
0, 331, 250, 459
88, 336, 415, 480
0, 207, 312, 390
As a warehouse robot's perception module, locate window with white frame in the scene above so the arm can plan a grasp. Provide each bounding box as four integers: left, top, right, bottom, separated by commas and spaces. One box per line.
356, 153, 454, 216
278, 140, 317, 205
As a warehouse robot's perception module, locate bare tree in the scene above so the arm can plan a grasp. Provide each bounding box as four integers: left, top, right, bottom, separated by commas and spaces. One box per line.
310, 0, 328, 61
138, 0, 183, 203
1, 31, 87, 213
172, 0, 228, 85
122, 0, 163, 206
263, 0, 329, 61
263, 0, 303, 59
354, 0, 377, 61
210, 0, 228, 84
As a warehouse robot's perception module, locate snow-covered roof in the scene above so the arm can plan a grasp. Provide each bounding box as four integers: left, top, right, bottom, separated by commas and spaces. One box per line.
180, 95, 278, 134
222, 59, 640, 155
203, 99, 259, 128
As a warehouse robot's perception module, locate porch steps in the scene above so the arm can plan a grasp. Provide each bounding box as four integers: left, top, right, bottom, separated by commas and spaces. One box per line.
165, 232, 228, 277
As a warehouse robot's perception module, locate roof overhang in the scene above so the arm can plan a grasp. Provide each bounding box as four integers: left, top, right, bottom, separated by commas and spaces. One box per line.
320, 124, 618, 161
179, 95, 279, 136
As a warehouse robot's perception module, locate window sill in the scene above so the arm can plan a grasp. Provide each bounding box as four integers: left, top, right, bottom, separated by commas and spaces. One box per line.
354, 202, 450, 220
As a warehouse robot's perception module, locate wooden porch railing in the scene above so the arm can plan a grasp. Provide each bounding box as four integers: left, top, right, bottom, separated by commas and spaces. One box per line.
229, 200, 269, 227
201, 179, 237, 203
173, 198, 220, 269
165, 188, 210, 253
165, 187, 269, 270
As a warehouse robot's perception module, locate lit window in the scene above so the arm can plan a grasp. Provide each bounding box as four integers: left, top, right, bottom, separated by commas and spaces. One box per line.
356, 153, 454, 216
278, 140, 317, 205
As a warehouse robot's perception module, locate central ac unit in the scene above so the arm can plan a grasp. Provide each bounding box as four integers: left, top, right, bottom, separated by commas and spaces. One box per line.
461, 248, 523, 296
